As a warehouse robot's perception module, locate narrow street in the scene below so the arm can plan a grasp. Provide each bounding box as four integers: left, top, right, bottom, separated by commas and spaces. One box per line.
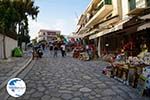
7, 51, 149, 100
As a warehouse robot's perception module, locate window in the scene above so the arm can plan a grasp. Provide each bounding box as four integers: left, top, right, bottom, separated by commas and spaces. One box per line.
129, 0, 136, 11
104, 0, 112, 5
43, 32, 45, 35
147, 0, 150, 7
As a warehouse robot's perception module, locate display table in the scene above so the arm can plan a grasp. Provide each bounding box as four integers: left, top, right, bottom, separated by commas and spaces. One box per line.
137, 75, 150, 96
79, 52, 89, 61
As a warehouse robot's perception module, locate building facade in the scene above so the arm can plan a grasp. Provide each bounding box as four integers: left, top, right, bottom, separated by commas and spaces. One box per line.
37, 29, 61, 42
76, 0, 150, 57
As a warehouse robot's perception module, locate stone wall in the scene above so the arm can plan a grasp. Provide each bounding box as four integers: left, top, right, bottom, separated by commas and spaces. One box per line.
0, 34, 17, 59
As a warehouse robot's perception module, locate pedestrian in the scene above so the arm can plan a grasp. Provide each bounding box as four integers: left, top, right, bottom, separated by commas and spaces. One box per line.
53, 44, 58, 57
49, 42, 53, 55
61, 43, 66, 57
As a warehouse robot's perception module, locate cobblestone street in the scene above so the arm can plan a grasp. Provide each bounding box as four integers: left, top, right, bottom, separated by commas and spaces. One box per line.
0, 56, 30, 86
7, 52, 149, 100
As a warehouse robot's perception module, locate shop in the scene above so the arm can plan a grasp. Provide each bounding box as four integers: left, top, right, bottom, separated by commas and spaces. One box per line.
101, 16, 150, 97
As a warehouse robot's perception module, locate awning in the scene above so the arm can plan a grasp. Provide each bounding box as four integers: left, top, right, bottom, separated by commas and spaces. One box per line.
140, 14, 150, 20
89, 31, 105, 40
137, 22, 150, 31
71, 34, 84, 38
83, 28, 99, 37
89, 19, 129, 39
77, 27, 88, 34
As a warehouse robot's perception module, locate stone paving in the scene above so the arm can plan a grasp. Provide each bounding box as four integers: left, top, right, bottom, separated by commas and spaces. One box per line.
0, 56, 30, 86
7, 51, 149, 100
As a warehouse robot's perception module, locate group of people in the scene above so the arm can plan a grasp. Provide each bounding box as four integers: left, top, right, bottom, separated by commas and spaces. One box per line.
32, 42, 67, 59
49, 42, 66, 57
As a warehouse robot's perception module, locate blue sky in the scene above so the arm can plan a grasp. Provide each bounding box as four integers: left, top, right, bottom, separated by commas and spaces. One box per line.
29, 0, 91, 39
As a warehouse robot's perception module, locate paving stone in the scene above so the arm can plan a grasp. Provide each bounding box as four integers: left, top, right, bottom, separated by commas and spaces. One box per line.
83, 93, 90, 97
59, 86, 66, 89
7, 97, 16, 100
22, 94, 30, 100
51, 97, 61, 100
37, 87, 45, 92
80, 87, 91, 92
72, 97, 81, 100
58, 90, 73, 93
97, 84, 107, 88
73, 92, 82, 96
61, 93, 73, 100
31, 92, 43, 98
90, 91, 96, 95
41, 95, 51, 100
111, 96, 125, 100
50, 92, 61, 97
101, 97, 112, 100
128, 92, 140, 99
88, 95, 95, 99
26, 88, 36, 94
68, 87, 78, 91
101, 89, 117, 96
83, 76, 91, 80
44, 90, 50, 95
95, 94, 101, 98
72, 85, 83, 89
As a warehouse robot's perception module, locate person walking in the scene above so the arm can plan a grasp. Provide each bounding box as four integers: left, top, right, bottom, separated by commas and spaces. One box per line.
61, 43, 66, 57
53, 44, 58, 57
49, 42, 53, 55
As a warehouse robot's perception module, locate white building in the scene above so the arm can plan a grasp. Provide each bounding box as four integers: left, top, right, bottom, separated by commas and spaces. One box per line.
37, 29, 61, 42
76, 0, 150, 56
0, 33, 17, 59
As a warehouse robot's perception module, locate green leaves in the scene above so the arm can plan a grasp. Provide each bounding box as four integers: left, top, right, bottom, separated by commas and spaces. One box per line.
0, 0, 39, 46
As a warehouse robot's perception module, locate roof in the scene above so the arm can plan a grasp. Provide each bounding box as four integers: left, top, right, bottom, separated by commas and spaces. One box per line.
39, 29, 61, 33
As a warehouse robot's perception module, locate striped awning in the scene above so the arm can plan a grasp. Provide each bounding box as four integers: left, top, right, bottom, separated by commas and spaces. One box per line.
137, 23, 150, 31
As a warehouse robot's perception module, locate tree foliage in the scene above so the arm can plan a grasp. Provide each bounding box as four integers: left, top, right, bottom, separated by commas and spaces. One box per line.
0, 0, 39, 46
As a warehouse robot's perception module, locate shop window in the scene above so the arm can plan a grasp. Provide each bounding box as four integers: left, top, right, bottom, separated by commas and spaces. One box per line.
128, 0, 136, 11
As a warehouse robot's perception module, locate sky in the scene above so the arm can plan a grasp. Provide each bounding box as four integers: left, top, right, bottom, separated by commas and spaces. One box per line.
28, 0, 91, 39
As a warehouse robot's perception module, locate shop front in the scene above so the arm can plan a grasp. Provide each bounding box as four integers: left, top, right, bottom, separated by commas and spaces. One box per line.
101, 17, 150, 97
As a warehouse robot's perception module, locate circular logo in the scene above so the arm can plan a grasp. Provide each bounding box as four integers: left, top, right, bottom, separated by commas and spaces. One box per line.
6, 78, 26, 97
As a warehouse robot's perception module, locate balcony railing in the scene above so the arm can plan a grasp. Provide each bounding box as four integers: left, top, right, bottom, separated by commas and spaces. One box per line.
85, 0, 113, 27
97, 0, 112, 11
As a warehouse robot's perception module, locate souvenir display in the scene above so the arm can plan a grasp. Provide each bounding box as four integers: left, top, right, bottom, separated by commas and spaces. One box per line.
142, 66, 150, 79
102, 49, 150, 97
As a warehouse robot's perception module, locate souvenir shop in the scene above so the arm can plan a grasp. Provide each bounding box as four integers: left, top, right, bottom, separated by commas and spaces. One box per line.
101, 18, 150, 97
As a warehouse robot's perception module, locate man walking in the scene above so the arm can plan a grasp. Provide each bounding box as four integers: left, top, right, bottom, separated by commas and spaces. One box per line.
61, 43, 66, 57
53, 44, 58, 57
49, 42, 53, 55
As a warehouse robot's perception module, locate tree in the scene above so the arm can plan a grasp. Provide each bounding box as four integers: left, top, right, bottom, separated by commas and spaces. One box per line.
57, 34, 65, 42
0, 0, 39, 59
0, 0, 19, 59
12, 0, 39, 48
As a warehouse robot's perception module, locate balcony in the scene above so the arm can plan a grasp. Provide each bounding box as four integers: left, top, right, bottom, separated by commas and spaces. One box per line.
85, 0, 113, 28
